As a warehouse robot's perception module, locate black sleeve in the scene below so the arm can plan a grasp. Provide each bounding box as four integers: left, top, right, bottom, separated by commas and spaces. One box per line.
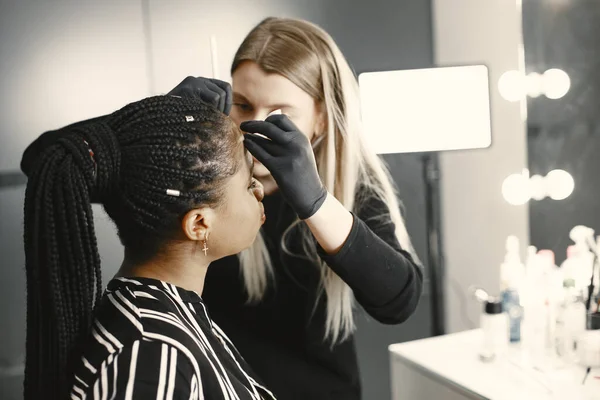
20, 114, 108, 176
317, 191, 424, 324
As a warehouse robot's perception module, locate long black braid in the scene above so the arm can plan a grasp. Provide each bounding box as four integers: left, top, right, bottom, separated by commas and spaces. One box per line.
23, 96, 241, 399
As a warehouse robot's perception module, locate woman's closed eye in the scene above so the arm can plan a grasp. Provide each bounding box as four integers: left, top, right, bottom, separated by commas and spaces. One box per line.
234, 103, 253, 113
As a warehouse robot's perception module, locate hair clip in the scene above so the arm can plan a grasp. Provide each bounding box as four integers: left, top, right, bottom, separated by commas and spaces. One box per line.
185, 116, 195, 122
166, 189, 181, 197
83, 140, 97, 179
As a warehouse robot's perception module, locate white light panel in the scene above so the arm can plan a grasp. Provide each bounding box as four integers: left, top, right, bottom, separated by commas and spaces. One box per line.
359, 65, 492, 154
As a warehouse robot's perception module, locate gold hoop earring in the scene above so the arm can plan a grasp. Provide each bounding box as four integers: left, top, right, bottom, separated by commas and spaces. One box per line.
202, 232, 210, 256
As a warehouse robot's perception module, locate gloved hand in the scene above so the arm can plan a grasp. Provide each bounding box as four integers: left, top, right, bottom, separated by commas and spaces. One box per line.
168, 77, 232, 115
242, 115, 328, 220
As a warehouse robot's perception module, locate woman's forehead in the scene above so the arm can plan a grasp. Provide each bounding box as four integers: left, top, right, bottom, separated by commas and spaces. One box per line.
233, 62, 313, 108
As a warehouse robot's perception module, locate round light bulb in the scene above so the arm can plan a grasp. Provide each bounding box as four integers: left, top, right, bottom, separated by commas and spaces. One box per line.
526, 72, 544, 98
498, 70, 526, 102
529, 174, 546, 200
543, 69, 570, 100
502, 173, 531, 205
545, 169, 574, 200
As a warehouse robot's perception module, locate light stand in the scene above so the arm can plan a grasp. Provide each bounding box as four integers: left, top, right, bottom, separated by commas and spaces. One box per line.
423, 153, 446, 336
358, 65, 492, 338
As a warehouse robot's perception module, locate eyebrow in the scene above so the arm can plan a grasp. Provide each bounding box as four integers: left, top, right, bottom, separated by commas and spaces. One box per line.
233, 92, 249, 103
246, 151, 254, 182
233, 91, 294, 110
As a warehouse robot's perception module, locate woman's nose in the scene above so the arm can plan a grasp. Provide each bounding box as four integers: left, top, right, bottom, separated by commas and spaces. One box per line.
253, 180, 265, 202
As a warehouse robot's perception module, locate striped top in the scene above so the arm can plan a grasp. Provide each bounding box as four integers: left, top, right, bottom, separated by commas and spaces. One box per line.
70, 277, 276, 400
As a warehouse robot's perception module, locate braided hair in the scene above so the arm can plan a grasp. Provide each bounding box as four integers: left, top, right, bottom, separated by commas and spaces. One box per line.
23, 95, 241, 399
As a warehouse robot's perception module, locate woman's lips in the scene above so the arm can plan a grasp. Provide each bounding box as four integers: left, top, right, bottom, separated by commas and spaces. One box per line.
259, 203, 266, 223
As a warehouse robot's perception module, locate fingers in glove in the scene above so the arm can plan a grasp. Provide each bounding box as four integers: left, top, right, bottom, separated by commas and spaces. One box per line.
198, 88, 219, 108
265, 114, 299, 132
208, 79, 232, 115
204, 80, 227, 112
243, 136, 275, 165
243, 133, 284, 156
240, 120, 291, 145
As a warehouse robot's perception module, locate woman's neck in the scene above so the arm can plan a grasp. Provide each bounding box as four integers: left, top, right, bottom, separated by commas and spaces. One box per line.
117, 247, 209, 295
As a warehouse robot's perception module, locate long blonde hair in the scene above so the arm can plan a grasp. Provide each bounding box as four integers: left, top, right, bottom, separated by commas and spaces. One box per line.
233, 17, 417, 343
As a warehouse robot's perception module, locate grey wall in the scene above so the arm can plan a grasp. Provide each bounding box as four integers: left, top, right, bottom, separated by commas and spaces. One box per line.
0, 1, 433, 399
432, 0, 530, 334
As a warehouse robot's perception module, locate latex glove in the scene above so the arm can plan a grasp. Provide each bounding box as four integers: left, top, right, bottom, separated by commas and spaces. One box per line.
242, 115, 327, 220
168, 76, 232, 115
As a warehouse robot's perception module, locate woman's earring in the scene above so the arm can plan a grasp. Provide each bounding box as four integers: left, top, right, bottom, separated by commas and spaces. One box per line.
202, 232, 210, 256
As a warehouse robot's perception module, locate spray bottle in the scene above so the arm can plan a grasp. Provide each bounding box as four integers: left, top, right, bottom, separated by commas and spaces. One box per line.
556, 246, 587, 362
569, 225, 597, 298
537, 250, 560, 352
521, 246, 547, 368
500, 235, 524, 342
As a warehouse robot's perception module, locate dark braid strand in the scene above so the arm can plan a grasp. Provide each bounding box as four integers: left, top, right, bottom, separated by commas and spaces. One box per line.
24, 96, 241, 399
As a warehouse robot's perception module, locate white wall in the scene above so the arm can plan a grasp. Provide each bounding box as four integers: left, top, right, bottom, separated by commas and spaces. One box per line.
432, 0, 530, 333
146, 0, 310, 93
0, 0, 151, 171
0, 0, 149, 396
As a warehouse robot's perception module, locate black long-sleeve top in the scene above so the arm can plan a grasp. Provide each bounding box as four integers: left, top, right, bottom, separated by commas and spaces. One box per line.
202, 190, 423, 400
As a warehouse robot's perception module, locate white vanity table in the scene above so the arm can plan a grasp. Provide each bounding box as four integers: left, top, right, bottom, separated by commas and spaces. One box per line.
389, 329, 600, 400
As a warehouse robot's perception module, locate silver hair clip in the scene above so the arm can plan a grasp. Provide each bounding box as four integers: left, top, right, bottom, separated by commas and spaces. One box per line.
185, 116, 195, 122
166, 189, 181, 197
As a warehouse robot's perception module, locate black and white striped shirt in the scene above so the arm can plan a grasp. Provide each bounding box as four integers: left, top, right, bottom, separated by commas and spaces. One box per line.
70, 277, 276, 400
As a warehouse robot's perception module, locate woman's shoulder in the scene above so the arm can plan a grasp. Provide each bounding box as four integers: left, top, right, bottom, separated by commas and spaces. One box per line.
72, 278, 207, 388
71, 336, 199, 399
85, 277, 210, 356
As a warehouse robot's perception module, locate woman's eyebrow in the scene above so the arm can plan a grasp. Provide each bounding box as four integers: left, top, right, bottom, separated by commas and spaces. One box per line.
247, 151, 254, 181
233, 92, 249, 102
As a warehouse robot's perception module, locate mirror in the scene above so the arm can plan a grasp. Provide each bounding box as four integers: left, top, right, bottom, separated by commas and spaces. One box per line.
524, 0, 600, 264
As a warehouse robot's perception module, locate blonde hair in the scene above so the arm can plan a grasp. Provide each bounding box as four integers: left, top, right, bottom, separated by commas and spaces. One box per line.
233, 17, 417, 343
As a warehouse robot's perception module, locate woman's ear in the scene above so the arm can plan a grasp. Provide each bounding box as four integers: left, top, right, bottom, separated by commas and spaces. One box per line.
181, 207, 215, 241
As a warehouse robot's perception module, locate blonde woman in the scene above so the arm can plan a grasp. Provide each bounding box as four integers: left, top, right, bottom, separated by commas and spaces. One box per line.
202, 17, 423, 400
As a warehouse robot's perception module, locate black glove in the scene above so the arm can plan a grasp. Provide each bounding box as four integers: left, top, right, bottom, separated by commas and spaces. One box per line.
242, 115, 328, 220
168, 76, 232, 115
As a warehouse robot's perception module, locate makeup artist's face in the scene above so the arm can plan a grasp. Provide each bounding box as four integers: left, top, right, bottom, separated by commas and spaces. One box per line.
231, 61, 323, 179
